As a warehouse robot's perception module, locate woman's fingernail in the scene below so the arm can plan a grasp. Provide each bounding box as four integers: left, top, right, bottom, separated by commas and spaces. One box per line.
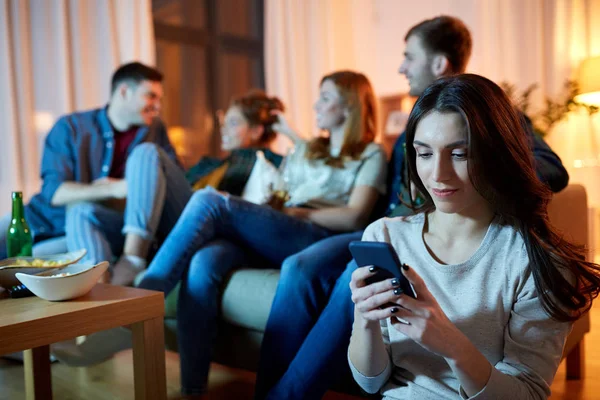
390, 307, 399, 314
393, 288, 403, 295
391, 278, 400, 287
402, 264, 409, 271
369, 266, 377, 272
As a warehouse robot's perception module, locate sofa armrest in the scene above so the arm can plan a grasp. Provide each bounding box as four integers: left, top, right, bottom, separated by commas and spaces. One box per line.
549, 184, 591, 380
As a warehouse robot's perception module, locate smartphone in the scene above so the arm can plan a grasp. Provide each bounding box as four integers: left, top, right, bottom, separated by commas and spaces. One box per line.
349, 241, 416, 298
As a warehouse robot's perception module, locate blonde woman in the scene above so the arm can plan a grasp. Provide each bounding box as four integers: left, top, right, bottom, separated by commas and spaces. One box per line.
136, 70, 387, 397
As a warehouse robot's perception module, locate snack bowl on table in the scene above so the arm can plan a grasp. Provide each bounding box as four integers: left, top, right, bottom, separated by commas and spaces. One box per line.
0, 249, 87, 290
15, 261, 109, 301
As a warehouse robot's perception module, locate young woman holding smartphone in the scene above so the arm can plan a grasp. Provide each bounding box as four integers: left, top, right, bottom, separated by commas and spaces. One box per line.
349, 74, 600, 399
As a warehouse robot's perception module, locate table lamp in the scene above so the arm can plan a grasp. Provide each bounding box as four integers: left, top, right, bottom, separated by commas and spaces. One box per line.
574, 56, 600, 105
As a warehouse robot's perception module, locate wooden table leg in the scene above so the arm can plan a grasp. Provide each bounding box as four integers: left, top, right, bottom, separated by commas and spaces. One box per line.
23, 346, 52, 400
132, 317, 167, 400
566, 339, 586, 380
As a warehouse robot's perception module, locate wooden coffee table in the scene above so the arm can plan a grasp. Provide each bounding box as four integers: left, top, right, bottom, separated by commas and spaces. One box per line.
0, 284, 166, 400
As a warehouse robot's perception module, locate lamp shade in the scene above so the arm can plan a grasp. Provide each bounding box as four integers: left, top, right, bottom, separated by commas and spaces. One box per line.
574, 56, 600, 105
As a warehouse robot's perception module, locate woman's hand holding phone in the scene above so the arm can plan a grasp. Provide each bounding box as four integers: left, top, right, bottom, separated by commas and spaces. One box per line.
349, 246, 470, 361
349, 241, 476, 365
350, 266, 408, 323
349, 258, 491, 396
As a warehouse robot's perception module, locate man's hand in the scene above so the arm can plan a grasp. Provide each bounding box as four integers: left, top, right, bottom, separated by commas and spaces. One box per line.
93, 177, 127, 199
92, 177, 120, 184
111, 179, 127, 199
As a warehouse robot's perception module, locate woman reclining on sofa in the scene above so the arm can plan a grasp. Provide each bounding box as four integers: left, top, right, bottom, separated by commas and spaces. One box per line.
137, 70, 387, 397
63, 89, 286, 287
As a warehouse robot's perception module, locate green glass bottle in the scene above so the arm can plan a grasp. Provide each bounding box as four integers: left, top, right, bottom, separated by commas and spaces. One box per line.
6, 191, 33, 257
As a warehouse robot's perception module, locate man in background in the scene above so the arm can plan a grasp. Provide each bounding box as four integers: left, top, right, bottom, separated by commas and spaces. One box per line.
0, 62, 190, 287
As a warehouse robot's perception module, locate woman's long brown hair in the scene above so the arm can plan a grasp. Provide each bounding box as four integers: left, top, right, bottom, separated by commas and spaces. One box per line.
404, 74, 600, 322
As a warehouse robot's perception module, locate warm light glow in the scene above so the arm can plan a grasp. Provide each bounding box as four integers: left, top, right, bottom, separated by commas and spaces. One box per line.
574, 56, 600, 105
167, 126, 187, 164
573, 158, 600, 168
167, 126, 185, 147
34, 111, 55, 133
575, 91, 600, 105
167, 125, 206, 169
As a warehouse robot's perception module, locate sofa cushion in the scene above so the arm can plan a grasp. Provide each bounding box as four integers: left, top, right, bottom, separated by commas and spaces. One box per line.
221, 268, 281, 330
164, 268, 281, 332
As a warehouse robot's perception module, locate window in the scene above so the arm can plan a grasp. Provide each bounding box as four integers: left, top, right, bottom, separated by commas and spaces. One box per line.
152, 0, 264, 168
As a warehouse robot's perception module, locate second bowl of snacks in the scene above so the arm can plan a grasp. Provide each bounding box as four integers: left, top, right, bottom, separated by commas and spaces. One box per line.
15, 261, 109, 301
0, 249, 87, 290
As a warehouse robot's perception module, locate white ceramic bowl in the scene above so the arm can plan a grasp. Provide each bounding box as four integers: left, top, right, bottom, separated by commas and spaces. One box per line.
15, 261, 109, 301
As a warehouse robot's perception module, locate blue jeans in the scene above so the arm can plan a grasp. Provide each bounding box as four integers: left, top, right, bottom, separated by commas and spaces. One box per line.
178, 239, 250, 395
65, 143, 192, 264
137, 188, 333, 394
255, 231, 362, 400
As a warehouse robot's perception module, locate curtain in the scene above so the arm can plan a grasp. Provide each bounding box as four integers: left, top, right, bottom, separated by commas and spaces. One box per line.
264, 0, 600, 169
264, 0, 378, 151
0, 0, 155, 214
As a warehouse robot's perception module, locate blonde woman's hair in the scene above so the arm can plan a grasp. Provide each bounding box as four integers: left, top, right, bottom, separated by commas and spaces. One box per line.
306, 70, 378, 167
